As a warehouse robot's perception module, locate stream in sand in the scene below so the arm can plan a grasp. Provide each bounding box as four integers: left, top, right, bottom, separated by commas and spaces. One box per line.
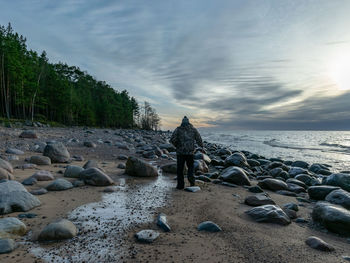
30, 171, 174, 262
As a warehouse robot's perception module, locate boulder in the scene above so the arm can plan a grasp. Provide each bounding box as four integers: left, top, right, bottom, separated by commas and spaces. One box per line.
43, 142, 70, 163
194, 160, 209, 174
79, 168, 114, 186
161, 163, 186, 174
135, 229, 159, 243
224, 152, 249, 168
258, 178, 289, 191
217, 148, 232, 156
64, 165, 84, 178
0, 217, 27, 238
83, 141, 96, 148
0, 238, 16, 254
22, 177, 37, 186
0, 158, 13, 174
30, 188, 48, 195
19, 130, 38, 139
248, 185, 264, 193
291, 160, 309, 169
117, 163, 126, 169
323, 173, 350, 192
305, 236, 335, 251
0, 181, 41, 214
288, 167, 308, 177
312, 202, 350, 235
157, 213, 171, 232
287, 183, 306, 193
197, 221, 222, 232
29, 156, 51, 165
286, 178, 307, 189
194, 152, 211, 164
244, 194, 275, 206
125, 157, 158, 177
38, 219, 77, 241
283, 203, 299, 211
83, 160, 101, 170
245, 205, 291, 225
32, 170, 54, 181
46, 178, 73, 191
6, 148, 24, 155
295, 174, 314, 186
0, 168, 14, 181
219, 166, 251, 186
308, 186, 340, 200
184, 186, 201, 192
159, 143, 176, 152
325, 189, 350, 209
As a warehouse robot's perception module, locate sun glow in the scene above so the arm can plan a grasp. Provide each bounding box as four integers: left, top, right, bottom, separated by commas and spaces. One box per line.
330, 53, 350, 91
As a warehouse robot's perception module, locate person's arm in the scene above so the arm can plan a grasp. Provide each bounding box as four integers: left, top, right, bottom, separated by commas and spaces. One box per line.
194, 128, 203, 148
170, 128, 178, 147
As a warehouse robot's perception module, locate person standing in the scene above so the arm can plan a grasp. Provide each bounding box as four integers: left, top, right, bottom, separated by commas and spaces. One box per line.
170, 116, 203, 189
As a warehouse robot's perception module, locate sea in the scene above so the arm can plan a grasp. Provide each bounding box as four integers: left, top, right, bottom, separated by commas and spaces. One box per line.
201, 130, 350, 172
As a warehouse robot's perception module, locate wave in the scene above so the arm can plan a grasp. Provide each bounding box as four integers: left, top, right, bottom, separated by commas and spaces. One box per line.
263, 139, 322, 151
320, 142, 350, 150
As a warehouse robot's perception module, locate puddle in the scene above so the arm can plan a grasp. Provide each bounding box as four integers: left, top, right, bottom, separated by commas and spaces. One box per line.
30, 173, 174, 262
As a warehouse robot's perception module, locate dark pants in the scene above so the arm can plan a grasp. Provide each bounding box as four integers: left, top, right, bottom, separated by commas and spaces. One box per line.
176, 154, 194, 189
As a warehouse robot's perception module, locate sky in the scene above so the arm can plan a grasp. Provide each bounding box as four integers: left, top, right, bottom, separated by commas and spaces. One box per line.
1, 0, 350, 130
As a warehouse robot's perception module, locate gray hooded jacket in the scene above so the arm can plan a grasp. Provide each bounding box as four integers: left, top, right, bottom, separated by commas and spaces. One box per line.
170, 122, 203, 155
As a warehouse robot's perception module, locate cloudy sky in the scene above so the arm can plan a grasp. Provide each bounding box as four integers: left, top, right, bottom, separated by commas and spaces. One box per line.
1, 0, 350, 130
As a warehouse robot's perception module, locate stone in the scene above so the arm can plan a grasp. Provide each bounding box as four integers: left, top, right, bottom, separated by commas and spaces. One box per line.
194, 159, 209, 173
38, 219, 77, 241
0, 158, 13, 174
117, 155, 128, 160
194, 152, 211, 164
161, 163, 178, 174
159, 143, 176, 152
283, 203, 299, 211
46, 178, 73, 191
0, 181, 41, 214
6, 148, 24, 155
19, 130, 38, 139
0, 217, 27, 238
197, 175, 211, 182
0, 168, 14, 181
244, 194, 276, 206
289, 167, 308, 177
283, 208, 297, 219
258, 178, 289, 191
30, 188, 48, 195
79, 168, 114, 186
247, 159, 260, 167
73, 180, 85, 187
287, 183, 306, 193
64, 165, 84, 178
217, 148, 232, 156
83, 141, 96, 148
125, 157, 158, 177
0, 238, 16, 254
224, 152, 249, 168
135, 229, 159, 243
276, 190, 297, 197
22, 177, 37, 186
103, 186, 116, 193
325, 189, 350, 209
18, 213, 37, 219
117, 163, 126, 169
245, 205, 291, 225
291, 160, 309, 169
286, 178, 307, 189
221, 182, 237, 188
308, 186, 340, 200
295, 218, 308, 224
43, 142, 70, 163
73, 155, 84, 161
219, 166, 251, 186
16, 163, 37, 169
305, 236, 335, 251
343, 256, 350, 261
29, 156, 51, 165
184, 186, 201, 192
197, 221, 222, 232
248, 185, 264, 193
157, 213, 171, 232
32, 170, 54, 181
295, 174, 314, 186
312, 202, 350, 235
323, 173, 350, 192
83, 160, 101, 170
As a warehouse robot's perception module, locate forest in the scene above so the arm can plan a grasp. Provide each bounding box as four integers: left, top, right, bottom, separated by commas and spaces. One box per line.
0, 23, 160, 129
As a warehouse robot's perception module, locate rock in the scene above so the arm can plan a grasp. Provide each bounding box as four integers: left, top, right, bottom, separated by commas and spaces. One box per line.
159, 143, 176, 152
0, 168, 14, 180
310, 163, 329, 173
245, 205, 291, 225
312, 202, 350, 235
305, 236, 335, 251
0, 217, 27, 238
30, 188, 48, 195
197, 175, 211, 182
194, 152, 211, 164
287, 183, 306, 193
217, 148, 232, 156
308, 186, 340, 200
125, 157, 158, 177
22, 177, 37, 186
38, 219, 77, 241
117, 163, 126, 169
295, 174, 314, 186
283, 203, 299, 211
197, 221, 222, 232
43, 142, 70, 163
83, 141, 96, 148
19, 130, 38, 139
244, 194, 276, 206
323, 173, 350, 192
224, 152, 249, 168
247, 159, 260, 167
295, 218, 308, 224
29, 156, 51, 165
194, 159, 209, 173
103, 186, 115, 193
276, 190, 297, 197
221, 182, 237, 188
157, 213, 171, 232
117, 155, 128, 160
79, 168, 114, 186
248, 185, 264, 193
16, 163, 37, 169
325, 189, 350, 209
72, 180, 84, 187
258, 178, 289, 191
289, 167, 308, 177
18, 213, 37, 219
6, 155, 19, 161
291, 160, 309, 169
184, 186, 201, 192
32, 170, 54, 181
135, 229, 159, 243
6, 148, 24, 155
343, 256, 350, 261
283, 208, 297, 219
46, 178, 73, 191
286, 178, 307, 189
161, 163, 178, 174
83, 160, 101, 170
0, 181, 41, 214
0, 238, 16, 254
64, 165, 84, 178
0, 158, 13, 174
219, 166, 251, 186
270, 167, 283, 178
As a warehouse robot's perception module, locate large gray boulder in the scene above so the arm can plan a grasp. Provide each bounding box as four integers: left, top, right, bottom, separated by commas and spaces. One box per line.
224, 152, 249, 168
258, 178, 289, 191
288, 167, 308, 177
29, 156, 51, 165
64, 165, 84, 178
0, 217, 27, 238
291, 160, 309, 169
308, 186, 340, 200
0, 238, 16, 254
244, 194, 276, 206
0, 158, 13, 174
245, 205, 291, 225
194, 159, 209, 173
38, 219, 77, 241
323, 173, 350, 192
0, 181, 41, 215
43, 142, 70, 163
31, 170, 54, 181
46, 178, 73, 191
79, 168, 114, 186
125, 157, 158, 177
219, 166, 251, 186
325, 189, 350, 209
312, 202, 350, 236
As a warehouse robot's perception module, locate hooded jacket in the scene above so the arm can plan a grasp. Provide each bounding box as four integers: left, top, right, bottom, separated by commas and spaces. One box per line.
170, 122, 203, 155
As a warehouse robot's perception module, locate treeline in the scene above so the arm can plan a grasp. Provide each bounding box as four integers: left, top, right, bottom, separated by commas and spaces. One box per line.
0, 23, 160, 129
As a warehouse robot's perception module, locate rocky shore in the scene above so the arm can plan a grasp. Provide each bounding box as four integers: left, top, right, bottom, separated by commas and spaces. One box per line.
0, 126, 349, 262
